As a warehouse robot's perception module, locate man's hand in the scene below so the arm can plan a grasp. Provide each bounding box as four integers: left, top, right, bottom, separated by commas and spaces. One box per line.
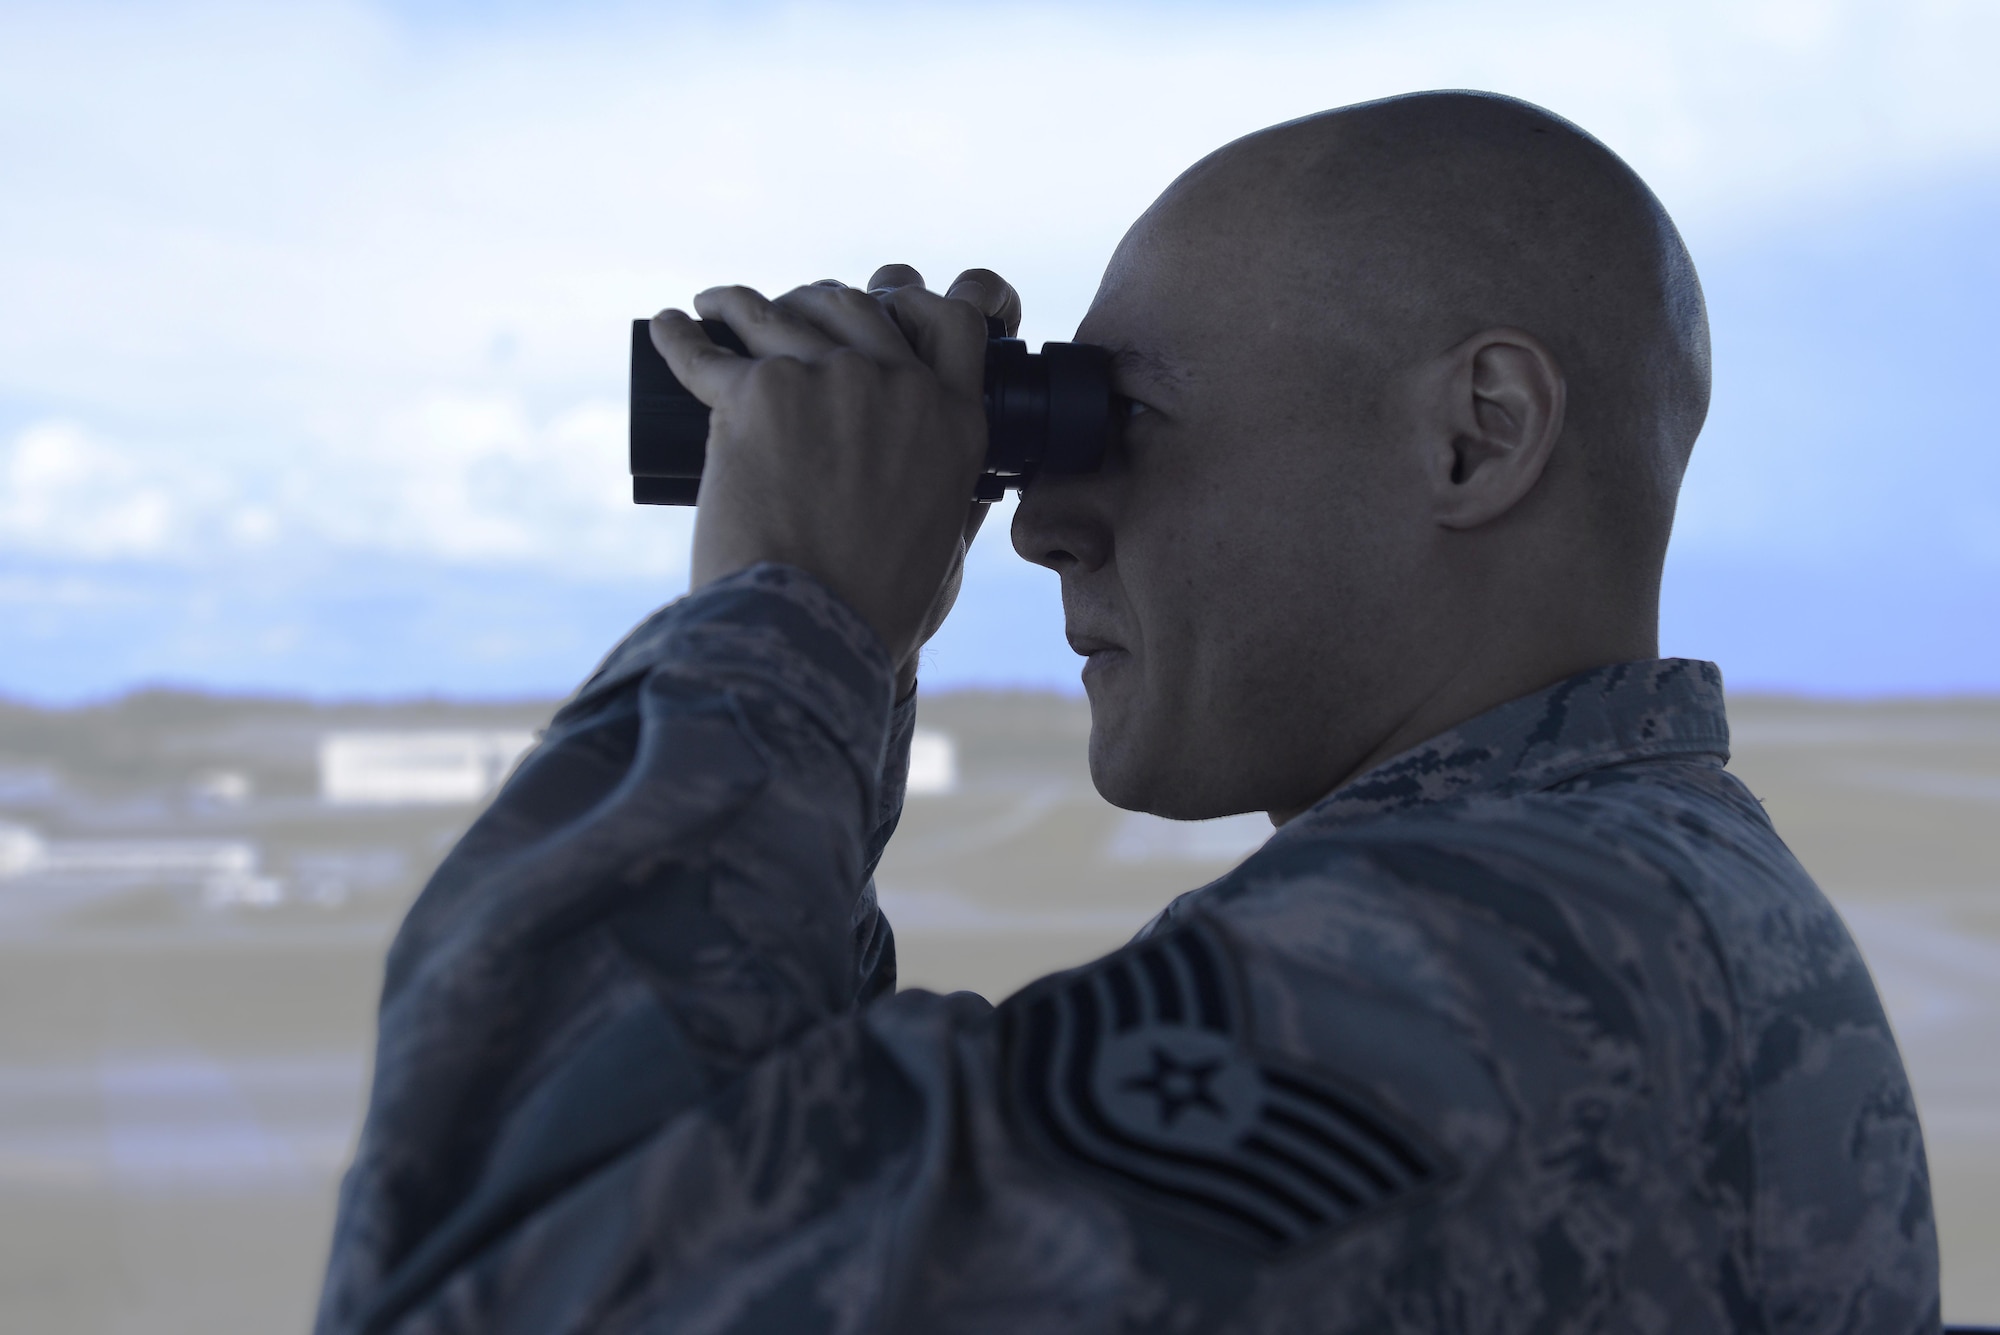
651, 266, 1020, 696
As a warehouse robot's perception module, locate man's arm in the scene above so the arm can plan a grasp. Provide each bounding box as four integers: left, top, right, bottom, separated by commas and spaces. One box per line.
318, 265, 1016, 1331
316, 563, 916, 1332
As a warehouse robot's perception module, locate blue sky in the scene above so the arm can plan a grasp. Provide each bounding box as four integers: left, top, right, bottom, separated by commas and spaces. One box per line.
2, 0, 1996, 701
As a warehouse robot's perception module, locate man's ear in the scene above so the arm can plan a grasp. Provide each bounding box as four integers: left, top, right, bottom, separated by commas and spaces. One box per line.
1422, 327, 1566, 530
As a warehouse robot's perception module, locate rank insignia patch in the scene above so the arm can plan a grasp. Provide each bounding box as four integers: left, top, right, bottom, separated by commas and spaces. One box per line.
1006, 920, 1444, 1252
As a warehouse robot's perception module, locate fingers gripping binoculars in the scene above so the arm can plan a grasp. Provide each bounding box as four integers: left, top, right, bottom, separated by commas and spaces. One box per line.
629, 318, 1118, 504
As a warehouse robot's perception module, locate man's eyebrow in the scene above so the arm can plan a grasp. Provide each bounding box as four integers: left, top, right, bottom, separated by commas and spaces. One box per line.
1107, 346, 1192, 392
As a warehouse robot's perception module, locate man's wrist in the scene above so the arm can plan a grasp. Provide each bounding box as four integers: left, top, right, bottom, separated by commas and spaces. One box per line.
561, 563, 898, 775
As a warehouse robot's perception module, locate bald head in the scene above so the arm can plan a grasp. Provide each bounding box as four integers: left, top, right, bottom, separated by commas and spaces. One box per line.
1013, 92, 1713, 820
1160, 91, 1710, 565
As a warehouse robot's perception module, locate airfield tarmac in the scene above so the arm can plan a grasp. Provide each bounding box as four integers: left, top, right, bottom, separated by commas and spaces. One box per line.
0, 689, 1995, 1331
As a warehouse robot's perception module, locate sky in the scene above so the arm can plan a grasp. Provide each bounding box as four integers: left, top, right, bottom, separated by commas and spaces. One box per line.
1, 0, 1996, 701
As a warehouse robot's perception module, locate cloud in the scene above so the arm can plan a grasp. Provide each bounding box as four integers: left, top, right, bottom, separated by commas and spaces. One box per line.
1, 0, 1998, 695
5, 0, 1997, 421
0, 421, 222, 561
0, 398, 695, 580
297, 391, 693, 575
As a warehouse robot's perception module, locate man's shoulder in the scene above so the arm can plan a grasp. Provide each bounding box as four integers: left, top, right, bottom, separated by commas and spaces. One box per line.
1212, 751, 1815, 933
1061, 752, 1932, 1326
1186, 754, 1764, 938
1150, 749, 1855, 1131
1020, 774, 1739, 1322
1121, 763, 1751, 1170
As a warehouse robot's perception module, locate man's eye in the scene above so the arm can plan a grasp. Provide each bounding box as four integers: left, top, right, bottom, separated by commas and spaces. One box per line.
1118, 396, 1150, 421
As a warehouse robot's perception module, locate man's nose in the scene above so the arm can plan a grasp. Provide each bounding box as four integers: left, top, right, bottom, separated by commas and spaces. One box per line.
1010, 473, 1111, 574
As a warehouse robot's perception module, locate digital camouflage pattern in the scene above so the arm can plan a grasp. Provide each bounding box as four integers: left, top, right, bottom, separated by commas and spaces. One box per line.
315, 563, 1940, 1334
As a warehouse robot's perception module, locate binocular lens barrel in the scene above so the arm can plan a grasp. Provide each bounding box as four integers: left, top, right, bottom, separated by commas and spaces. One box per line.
629, 319, 1116, 506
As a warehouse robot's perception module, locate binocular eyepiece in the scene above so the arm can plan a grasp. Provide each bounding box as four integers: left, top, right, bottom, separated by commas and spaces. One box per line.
629, 318, 1118, 505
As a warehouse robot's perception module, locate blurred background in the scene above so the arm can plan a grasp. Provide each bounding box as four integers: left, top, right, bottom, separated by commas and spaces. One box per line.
1, 1, 1996, 1330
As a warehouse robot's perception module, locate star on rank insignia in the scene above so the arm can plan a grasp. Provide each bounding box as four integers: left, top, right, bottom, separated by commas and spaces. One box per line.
1005, 918, 1445, 1253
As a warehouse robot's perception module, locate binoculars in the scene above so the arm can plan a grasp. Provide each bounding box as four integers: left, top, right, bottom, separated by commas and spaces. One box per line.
629, 317, 1118, 505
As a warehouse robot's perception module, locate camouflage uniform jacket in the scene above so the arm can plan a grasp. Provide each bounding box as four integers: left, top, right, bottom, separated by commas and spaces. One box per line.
316, 563, 1940, 1335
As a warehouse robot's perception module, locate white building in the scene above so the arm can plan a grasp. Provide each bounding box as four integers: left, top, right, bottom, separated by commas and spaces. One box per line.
0, 822, 281, 906
0, 822, 43, 876
39, 839, 258, 878
906, 729, 957, 796
320, 731, 537, 806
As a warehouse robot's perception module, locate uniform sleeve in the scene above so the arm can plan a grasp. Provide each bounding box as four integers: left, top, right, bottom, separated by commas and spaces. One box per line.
314, 563, 1491, 1335
314, 563, 923, 1333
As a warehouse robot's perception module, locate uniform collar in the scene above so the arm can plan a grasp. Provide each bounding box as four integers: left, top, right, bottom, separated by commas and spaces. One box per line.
1290, 658, 1730, 832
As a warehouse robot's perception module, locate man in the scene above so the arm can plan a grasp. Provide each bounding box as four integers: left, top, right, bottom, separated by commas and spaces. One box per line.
316, 92, 1938, 1333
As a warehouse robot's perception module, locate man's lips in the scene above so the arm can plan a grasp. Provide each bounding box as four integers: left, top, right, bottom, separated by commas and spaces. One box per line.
1067, 631, 1129, 670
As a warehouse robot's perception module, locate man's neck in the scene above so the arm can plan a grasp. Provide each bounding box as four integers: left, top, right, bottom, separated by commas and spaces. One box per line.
1267, 626, 1659, 827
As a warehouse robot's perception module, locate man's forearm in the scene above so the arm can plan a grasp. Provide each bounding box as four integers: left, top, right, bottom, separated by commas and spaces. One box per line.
317, 563, 908, 1333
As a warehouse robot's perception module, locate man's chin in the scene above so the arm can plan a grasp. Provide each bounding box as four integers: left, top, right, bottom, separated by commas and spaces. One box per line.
1083, 696, 1177, 815
1085, 694, 1270, 821
1083, 693, 1143, 812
